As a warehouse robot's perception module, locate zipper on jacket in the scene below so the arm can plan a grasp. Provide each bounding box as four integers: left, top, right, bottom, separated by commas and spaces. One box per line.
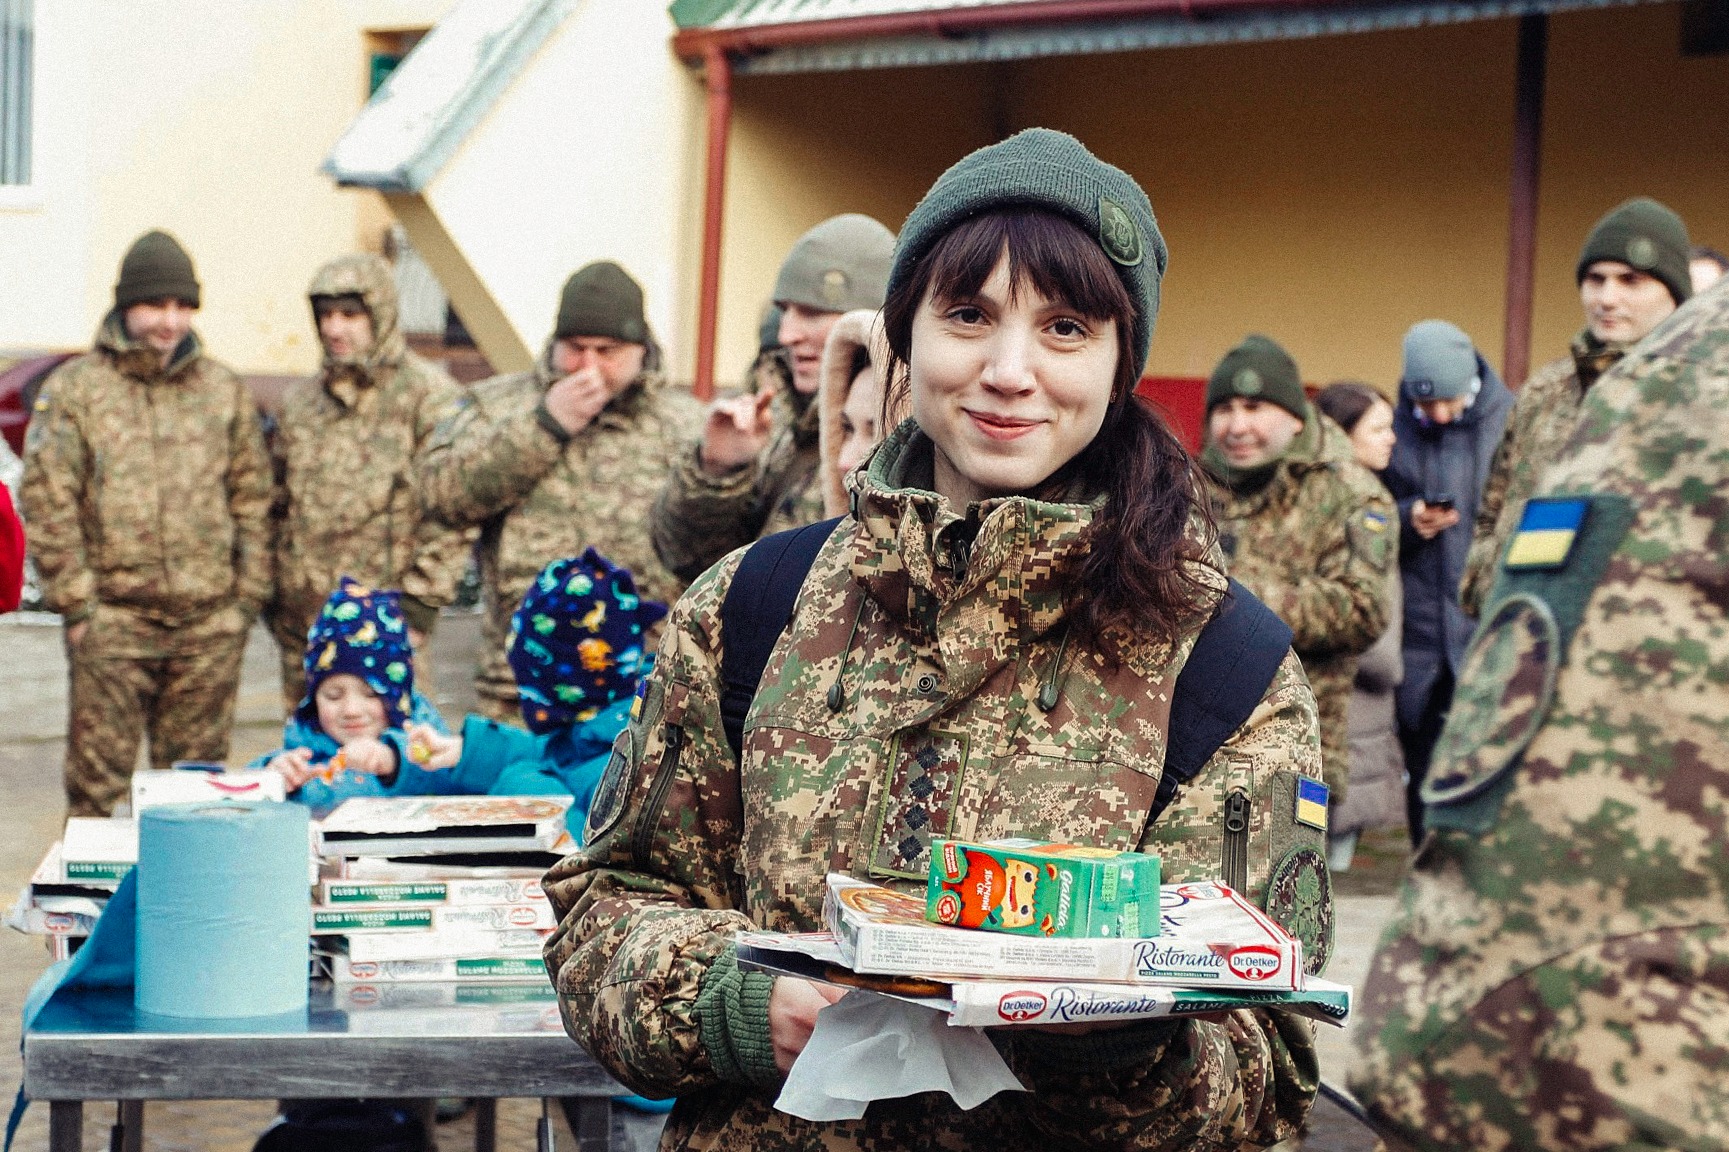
1222, 789, 1251, 893
631, 724, 685, 870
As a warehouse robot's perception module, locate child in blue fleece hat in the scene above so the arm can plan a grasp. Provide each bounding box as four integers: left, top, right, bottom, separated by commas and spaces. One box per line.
253, 577, 452, 809
408, 548, 667, 838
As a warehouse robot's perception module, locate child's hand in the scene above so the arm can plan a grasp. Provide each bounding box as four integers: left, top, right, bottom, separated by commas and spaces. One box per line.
266, 748, 316, 791
405, 723, 461, 771
340, 737, 398, 782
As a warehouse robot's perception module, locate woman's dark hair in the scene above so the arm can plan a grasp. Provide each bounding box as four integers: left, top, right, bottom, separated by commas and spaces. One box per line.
880, 208, 1216, 651
1315, 380, 1387, 435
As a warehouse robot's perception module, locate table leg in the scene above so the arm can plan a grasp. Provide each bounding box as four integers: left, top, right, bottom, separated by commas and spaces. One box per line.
47, 1100, 80, 1152
473, 1098, 497, 1152
415, 1099, 439, 1152
564, 1097, 611, 1152
116, 1099, 143, 1152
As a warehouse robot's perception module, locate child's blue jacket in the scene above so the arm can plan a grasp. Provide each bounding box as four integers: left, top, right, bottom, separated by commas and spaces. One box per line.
439, 696, 634, 839
247, 690, 453, 810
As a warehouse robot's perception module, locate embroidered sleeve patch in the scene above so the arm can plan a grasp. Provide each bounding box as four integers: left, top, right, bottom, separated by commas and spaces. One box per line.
1264, 844, 1333, 976
1421, 593, 1561, 809
1504, 497, 1589, 571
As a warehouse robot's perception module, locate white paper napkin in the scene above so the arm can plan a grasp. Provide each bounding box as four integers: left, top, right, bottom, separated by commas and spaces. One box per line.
775, 990, 1027, 1122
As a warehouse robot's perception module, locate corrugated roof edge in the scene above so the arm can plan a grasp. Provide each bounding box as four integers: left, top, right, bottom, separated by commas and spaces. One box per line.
711, 0, 1672, 73
323, 0, 579, 193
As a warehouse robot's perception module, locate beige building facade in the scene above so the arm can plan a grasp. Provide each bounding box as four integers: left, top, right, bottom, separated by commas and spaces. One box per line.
0, 0, 453, 373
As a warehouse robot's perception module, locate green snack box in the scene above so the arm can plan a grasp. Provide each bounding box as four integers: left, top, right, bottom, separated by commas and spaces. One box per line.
926, 837, 1160, 938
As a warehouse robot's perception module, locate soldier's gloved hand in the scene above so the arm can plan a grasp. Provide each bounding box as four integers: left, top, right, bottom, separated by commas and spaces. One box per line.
699, 390, 775, 475
768, 976, 847, 1074
544, 367, 613, 436
405, 723, 461, 771
267, 747, 317, 792
339, 737, 399, 784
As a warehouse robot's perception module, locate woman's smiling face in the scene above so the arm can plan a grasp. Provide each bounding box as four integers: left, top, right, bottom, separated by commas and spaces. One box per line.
909, 250, 1119, 507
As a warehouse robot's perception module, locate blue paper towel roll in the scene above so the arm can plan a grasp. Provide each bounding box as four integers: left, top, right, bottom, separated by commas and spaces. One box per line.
136, 801, 310, 1018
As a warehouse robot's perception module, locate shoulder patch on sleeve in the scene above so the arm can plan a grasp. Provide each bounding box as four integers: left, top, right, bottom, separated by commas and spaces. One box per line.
1264, 844, 1333, 976
1348, 508, 1395, 569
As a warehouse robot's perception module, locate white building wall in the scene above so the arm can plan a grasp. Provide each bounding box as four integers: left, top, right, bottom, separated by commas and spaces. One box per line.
421, 0, 705, 378
0, 0, 453, 371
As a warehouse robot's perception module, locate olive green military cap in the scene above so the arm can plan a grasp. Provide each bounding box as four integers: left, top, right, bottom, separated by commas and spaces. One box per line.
1577, 197, 1692, 306
1207, 334, 1307, 420
773, 215, 895, 315
556, 261, 649, 345
115, 230, 201, 310
888, 127, 1167, 369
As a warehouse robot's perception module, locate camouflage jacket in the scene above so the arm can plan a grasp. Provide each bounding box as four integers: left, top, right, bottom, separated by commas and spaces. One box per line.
1458, 333, 1625, 617
545, 421, 1331, 1152
21, 313, 272, 626
1207, 415, 1395, 802
420, 352, 696, 712
1349, 281, 1729, 1151
271, 255, 475, 642
651, 375, 825, 584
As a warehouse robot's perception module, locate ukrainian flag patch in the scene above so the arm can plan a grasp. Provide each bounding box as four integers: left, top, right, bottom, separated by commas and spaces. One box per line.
1361, 511, 1389, 532
1505, 497, 1590, 571
1295, 777, 1330, 831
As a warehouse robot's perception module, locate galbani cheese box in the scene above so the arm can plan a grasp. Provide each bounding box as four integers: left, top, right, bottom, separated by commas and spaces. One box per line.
926, 838, 1159, 938
825, 874, 1303, 991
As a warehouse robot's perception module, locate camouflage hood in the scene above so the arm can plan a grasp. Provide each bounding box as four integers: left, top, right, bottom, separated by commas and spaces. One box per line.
94, 308, 202, 381
817, 309, 889, 517
308, 253, 405, 384
847, 419, 1223, 653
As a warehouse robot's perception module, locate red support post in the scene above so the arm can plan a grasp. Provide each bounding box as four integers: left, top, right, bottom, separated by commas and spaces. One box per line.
694, 45, 734, 402
1502, 12, 1547, 389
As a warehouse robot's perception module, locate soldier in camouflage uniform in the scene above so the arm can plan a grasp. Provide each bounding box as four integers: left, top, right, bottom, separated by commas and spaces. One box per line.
651, 215, 895, 582
22, 230, 271, 815
421, 261, 696, 724
1202, 335, 1395, 804
268, 253, 476, 710
546, 129, 1331, 1152
1348, 274, 1729, 1152
1459, 197, 1691, 616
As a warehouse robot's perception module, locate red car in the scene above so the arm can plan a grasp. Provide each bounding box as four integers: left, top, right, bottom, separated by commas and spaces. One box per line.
0, 352, 78, 457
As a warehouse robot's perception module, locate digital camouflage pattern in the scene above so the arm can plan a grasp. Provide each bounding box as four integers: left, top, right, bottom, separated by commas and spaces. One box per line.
1458, 334, 1625, 617
545, 421, 1331, 1151
269, 254, 475, 707
420, 348, 697, 722
1349, 278, 1729, 1152
1208, 414, 1395, 803
22, 311, 270, 814
651, 355, 826, 584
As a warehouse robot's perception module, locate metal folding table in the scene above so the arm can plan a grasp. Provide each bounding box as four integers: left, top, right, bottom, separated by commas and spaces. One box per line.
22, 982, 627, 1152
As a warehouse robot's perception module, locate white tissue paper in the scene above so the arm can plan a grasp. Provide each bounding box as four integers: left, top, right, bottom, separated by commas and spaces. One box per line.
775, 990, 1026, 1122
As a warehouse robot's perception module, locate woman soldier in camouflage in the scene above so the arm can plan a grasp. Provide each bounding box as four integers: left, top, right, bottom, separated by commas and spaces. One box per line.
545, 129, 1332, 1151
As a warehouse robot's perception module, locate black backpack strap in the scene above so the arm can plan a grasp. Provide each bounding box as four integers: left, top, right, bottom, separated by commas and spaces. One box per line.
1151, 578, 1295, 821
719, 517, 845, 763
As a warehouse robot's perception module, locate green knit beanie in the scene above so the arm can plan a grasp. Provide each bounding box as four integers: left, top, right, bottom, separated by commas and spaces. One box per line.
888, 128, 1167, 369
1576, 197, 1692, 306
774, 215, 895, 314
1207, 335, 1307, 421
555, 261, 648, 344
115, 230, 200, 310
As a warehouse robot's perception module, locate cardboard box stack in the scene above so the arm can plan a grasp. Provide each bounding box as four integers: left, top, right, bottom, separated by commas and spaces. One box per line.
310, 795, 573, 987
8, 777, 573, 998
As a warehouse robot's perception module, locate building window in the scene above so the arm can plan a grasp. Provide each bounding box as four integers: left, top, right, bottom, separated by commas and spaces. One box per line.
1, 0, 31, 185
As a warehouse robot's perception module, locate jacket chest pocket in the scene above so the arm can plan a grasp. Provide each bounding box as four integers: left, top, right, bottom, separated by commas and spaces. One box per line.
968, 750, 1159, 855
